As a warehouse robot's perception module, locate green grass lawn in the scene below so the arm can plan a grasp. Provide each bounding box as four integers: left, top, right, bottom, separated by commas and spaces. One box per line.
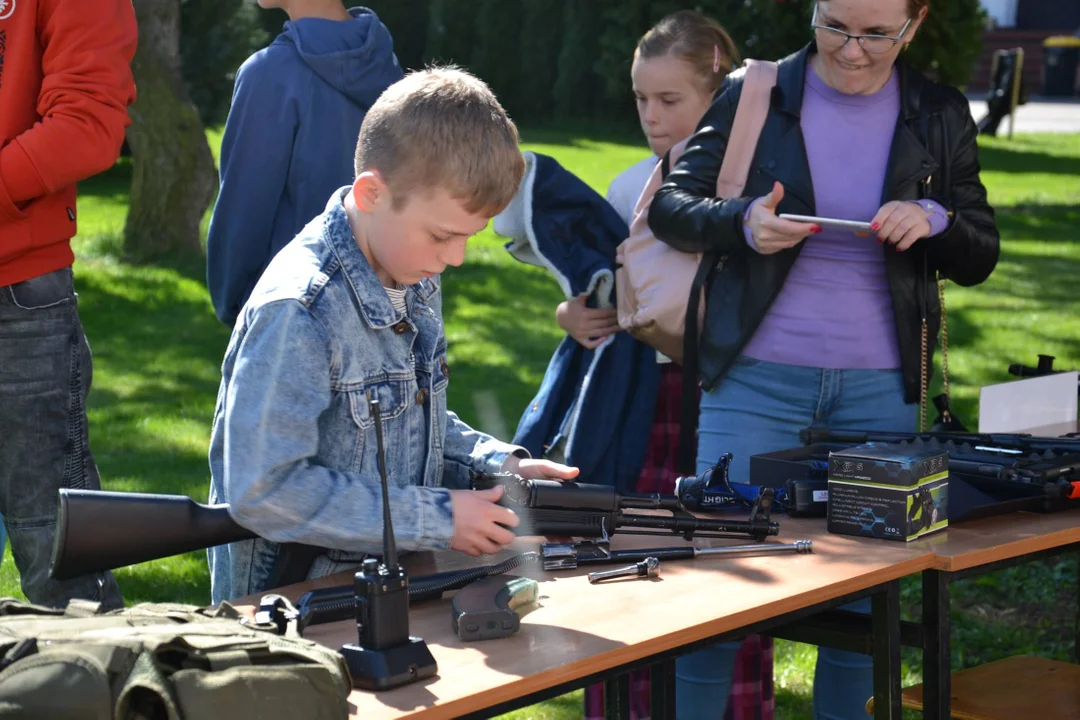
2, 130, 1077, 719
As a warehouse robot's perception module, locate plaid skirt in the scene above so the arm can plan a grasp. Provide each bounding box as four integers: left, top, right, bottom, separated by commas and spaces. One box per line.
584, 363, 774, 720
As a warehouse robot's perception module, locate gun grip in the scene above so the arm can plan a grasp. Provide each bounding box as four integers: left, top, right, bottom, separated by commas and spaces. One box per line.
451, 575, 538, 642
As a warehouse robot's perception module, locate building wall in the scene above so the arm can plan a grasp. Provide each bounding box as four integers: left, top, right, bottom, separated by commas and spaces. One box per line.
1018, 0, 1080, 30
982, 0, 1080, 30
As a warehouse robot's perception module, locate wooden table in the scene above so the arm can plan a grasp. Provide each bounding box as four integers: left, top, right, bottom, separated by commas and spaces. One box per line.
238, 510, 1079, 720
236, 518, 934, 720
909, 509, 1080, 720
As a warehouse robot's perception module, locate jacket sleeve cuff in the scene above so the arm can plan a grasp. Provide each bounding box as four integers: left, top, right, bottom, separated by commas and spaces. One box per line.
913, 199, 951, 237
416, 487, 456, 549
441, 444, 529, 489
743, 197, 763, 252
477, 442, 529, 475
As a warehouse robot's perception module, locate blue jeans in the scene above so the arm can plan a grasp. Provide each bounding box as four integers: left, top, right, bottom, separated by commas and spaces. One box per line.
676, 356, 916, 720
0, 268, 122, 608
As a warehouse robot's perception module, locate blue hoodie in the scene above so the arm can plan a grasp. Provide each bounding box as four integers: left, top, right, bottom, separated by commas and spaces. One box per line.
207, 7, 403, 326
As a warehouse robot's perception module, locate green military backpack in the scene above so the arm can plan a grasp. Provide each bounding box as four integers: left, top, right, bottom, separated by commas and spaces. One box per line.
0, 596, 352, 719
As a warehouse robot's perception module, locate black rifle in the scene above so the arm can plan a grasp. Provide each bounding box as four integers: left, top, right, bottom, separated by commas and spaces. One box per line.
798, 428, 1080, 503
799, 427, 1080, 458
539, 539, 812, 570
470, 473, 780, 542
51, 469, 779, 582
50, 446, 781, 583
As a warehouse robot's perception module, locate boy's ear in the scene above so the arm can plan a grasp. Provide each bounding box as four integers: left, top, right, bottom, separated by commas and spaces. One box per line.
351, 171, 389, 213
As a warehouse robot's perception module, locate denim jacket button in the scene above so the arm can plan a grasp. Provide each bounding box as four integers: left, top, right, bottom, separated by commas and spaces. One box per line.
392, 321, 409, 335
416, 389, 428, 405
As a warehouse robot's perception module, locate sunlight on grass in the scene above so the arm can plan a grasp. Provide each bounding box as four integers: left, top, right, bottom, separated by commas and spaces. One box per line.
978, 134, 1080, 205
495, 690, 583, 720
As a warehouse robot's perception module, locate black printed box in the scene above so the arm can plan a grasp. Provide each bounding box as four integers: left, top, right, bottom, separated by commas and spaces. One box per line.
826, 442, 949, 541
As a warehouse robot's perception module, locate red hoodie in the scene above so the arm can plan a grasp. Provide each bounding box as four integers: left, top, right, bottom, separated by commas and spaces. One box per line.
0, 0, 137, 286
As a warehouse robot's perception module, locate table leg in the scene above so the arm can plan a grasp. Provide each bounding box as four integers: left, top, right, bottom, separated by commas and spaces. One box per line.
922, 569, 951, 720
603, 673, 631, 720
872, 580, 902, 720
649, 659, 676, 719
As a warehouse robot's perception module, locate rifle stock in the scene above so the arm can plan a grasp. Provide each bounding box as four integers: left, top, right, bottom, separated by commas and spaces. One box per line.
50, 489, 256, 580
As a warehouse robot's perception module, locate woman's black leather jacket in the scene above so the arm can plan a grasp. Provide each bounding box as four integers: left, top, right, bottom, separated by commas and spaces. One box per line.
648, 44, 999, 402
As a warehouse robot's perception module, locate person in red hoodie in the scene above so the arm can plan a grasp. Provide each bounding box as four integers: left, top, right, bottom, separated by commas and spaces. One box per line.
0, 0, 137, 608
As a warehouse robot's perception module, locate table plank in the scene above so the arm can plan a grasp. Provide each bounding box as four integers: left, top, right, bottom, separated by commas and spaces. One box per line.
911, 509, 1080, 572
900, 656, 1080, 720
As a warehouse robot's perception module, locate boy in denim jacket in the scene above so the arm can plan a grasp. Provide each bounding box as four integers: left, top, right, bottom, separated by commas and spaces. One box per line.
208, 67, 577, 603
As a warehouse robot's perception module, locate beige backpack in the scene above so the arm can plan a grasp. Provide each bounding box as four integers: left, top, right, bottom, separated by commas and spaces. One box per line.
615, 59, 778, 365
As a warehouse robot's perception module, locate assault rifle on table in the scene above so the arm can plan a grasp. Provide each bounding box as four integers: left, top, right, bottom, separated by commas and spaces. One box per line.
49, 468, 780, 583
799, 427, 1080, 458
469, 472, 780, 542
799, 428, 1080, 503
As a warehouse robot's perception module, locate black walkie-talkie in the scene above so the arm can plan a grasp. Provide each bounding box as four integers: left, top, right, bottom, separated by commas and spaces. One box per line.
339, 396, 438, 690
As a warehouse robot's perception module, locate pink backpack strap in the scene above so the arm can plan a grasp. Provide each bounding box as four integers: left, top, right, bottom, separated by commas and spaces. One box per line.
675, 59, 778, 474
715, 59, 778, 200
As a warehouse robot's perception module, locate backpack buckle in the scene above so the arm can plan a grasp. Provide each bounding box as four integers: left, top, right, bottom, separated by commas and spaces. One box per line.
252, 594, 300, 636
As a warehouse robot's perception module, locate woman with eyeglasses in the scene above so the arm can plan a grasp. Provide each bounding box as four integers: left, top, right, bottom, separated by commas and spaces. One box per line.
648, 0, 998, 718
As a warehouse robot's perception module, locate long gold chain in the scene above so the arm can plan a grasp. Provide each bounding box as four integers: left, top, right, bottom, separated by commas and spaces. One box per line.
939, 278, 950, 406
919, 318, 928, 432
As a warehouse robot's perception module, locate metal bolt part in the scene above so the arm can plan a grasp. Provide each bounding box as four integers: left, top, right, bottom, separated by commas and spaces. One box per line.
587, 557, 661, 584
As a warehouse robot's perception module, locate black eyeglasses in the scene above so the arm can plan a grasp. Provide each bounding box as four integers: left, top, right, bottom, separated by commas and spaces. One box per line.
810, 4, 912, 55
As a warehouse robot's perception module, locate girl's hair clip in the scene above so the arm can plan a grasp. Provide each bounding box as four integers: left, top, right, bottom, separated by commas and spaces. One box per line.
713, 45, 722, 73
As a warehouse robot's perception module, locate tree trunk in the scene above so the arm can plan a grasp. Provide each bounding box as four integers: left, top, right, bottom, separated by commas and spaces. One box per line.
124, 0, 215, 261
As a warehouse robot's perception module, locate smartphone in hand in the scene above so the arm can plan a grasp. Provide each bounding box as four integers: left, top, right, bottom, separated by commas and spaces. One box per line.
779, 214, 873, 234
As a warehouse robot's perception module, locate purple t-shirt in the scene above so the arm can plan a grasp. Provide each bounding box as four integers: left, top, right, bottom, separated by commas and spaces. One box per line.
742, 65, 907, 369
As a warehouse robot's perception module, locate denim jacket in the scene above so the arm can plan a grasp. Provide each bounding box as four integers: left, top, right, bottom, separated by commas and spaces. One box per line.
208, 189, 523, 603
493, 153, 659, 493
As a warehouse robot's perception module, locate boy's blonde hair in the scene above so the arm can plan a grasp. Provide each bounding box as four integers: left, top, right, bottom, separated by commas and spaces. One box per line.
354, 66, 524, 217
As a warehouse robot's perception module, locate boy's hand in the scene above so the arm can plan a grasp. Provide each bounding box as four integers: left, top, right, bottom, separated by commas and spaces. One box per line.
502, 455, 580, 481
448, 486, 520, 556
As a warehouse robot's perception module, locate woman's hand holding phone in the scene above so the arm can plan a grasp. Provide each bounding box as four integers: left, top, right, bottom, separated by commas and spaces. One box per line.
870, 201, 933, 251
747, 182, 819, 255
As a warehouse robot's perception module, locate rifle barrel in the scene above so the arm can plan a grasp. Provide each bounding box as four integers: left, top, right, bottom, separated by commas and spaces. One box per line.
694, 540, 812, 558
617, 512, 779, 538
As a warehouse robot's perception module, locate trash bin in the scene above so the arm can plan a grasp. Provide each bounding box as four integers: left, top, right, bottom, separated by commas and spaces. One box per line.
1043, 36, 1080, 96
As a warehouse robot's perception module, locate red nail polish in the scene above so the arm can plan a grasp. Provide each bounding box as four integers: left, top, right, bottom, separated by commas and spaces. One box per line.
870, 222, 880, 231
811, 225, 822, 233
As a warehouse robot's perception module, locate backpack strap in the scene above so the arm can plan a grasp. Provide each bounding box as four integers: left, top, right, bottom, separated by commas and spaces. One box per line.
715, 60, 779, 201
676, 60, 778, 475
